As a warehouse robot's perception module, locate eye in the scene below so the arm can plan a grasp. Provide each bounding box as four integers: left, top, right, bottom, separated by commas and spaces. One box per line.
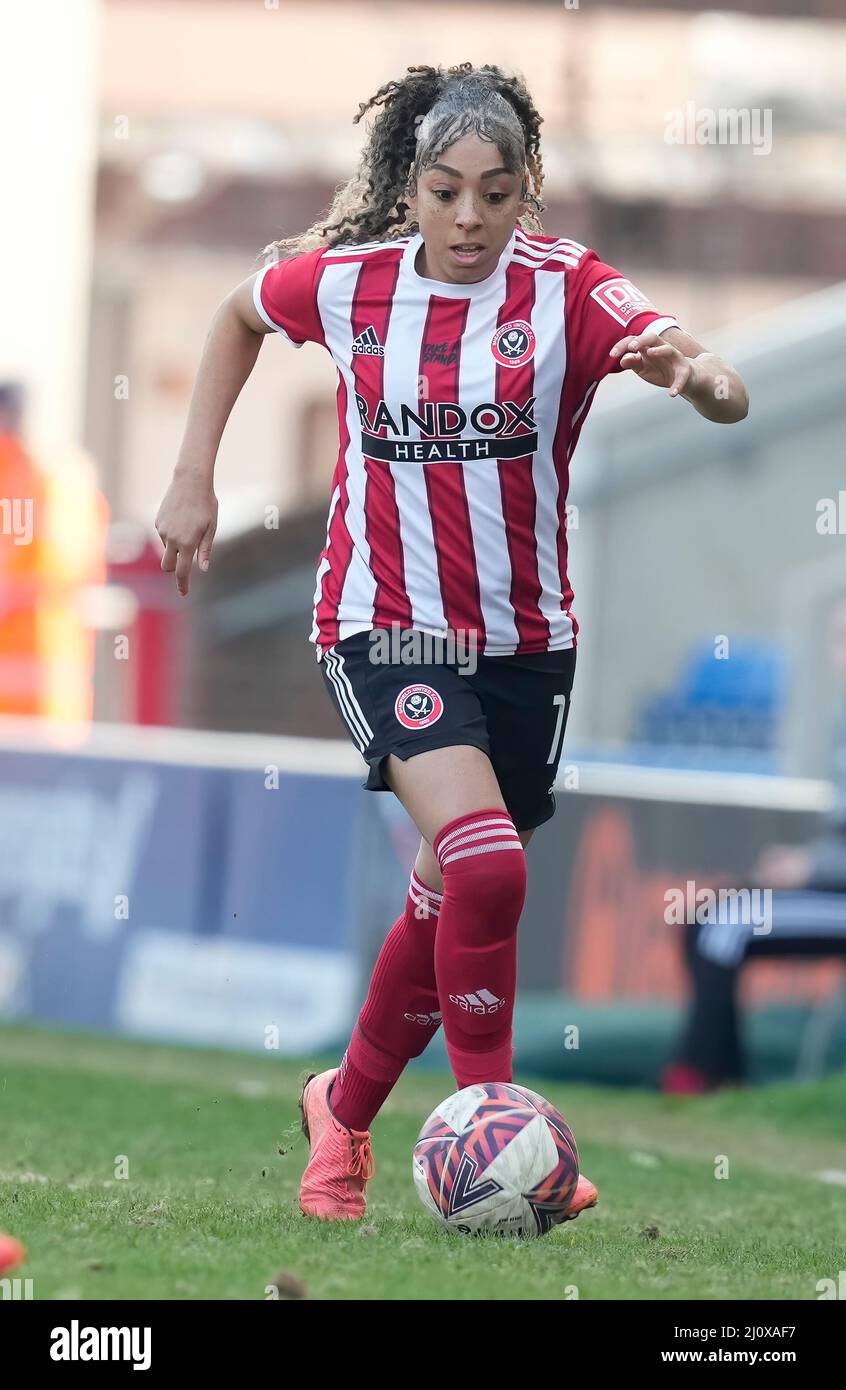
432, 189, 509, 205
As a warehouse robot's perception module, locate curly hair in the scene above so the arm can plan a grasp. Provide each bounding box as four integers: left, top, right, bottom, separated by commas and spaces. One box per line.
259, 62, 546, 263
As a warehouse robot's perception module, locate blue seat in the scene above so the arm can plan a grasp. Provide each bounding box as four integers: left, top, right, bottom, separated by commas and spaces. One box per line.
631, 641, 787, 760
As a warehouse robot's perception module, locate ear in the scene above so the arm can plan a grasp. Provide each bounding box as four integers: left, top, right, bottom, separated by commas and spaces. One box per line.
405, 182, 418, 213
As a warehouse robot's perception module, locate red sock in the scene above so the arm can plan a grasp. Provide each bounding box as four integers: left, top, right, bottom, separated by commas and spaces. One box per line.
330, 869, 443, 1132
433, 809, 526, 1088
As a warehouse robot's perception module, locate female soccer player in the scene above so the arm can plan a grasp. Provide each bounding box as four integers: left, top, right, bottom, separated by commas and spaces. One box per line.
156, 63, 749, 1224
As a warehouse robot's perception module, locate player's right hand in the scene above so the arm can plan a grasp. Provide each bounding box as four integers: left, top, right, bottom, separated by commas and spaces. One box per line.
155, 474, 218, 597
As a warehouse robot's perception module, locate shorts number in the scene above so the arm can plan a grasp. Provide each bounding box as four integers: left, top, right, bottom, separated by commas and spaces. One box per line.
547, 692, 569, 765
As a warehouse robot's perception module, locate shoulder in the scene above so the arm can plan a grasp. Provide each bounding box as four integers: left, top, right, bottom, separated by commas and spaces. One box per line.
264, 235, 412, 284
512, 228, 594, 272
319, 234, 414, 266
513, 235, 654, 324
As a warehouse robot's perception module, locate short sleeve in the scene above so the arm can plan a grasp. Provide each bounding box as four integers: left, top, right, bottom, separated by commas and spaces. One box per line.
252, 246, 327, 348
568, 251, 678, 383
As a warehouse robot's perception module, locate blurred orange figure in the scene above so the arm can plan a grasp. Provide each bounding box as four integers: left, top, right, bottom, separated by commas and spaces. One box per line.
0, 383, 108, 720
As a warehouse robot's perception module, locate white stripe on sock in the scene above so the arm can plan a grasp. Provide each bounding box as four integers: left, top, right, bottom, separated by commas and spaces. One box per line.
436, 815, 517, 858
440, 840, 524, 866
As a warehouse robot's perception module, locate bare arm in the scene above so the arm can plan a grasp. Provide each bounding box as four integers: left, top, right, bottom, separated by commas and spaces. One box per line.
609, 325, 749, 424
155, 274, 274, 595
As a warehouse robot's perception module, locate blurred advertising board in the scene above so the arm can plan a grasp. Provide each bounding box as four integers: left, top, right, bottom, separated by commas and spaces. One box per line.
0, 724, 840, 1078
0, 721, 362, 1055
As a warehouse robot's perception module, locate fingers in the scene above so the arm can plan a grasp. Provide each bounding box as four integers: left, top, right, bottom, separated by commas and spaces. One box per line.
644, 341, 687, 394
175, 544, 196, 597
161, 539, 179, 573
615, 336, 691, 394
619, 350, 644, 371
197, 521, 216, 573
668, 356, 692, 398
609, 332, 662, 360
158, 528, 215, 592
159, 536, 198, 595
155, 484, 217, 593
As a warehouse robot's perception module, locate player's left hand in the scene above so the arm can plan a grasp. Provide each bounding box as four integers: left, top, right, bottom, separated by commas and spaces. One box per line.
609, 332, 697, 397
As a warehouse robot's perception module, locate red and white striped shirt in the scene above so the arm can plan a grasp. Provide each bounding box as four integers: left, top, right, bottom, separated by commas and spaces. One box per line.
253, 228, 676, 658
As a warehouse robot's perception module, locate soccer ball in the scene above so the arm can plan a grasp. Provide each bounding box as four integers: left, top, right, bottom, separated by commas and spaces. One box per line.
412, 1082, 579, 1239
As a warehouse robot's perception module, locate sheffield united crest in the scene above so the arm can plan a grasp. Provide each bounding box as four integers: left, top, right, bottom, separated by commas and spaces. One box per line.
394, 684, 444, 730
491, 320, 536, 368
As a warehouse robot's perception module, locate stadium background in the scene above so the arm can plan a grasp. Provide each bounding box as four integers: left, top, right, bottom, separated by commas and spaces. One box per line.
2, 0, 846, 1089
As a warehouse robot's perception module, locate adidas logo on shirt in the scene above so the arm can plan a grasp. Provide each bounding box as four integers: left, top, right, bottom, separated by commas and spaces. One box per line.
448, 988, 506, 1015
351, 325, 385, 357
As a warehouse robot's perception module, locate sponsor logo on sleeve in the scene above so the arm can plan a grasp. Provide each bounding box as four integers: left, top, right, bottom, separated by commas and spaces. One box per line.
589, 278, 657, 327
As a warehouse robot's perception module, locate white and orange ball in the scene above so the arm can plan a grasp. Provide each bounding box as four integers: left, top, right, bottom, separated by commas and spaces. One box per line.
413, 1082, 579, 1239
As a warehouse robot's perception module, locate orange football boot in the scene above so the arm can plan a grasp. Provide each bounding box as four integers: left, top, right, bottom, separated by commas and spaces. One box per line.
298, 1068, 375, 1221
564, 1173, 599, 1220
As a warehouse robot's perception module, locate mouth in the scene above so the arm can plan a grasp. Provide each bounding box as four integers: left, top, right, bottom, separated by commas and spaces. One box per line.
449, 243, 486, 266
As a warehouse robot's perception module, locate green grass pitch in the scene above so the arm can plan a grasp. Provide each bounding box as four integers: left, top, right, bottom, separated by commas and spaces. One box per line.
1, 1022, 845, 1301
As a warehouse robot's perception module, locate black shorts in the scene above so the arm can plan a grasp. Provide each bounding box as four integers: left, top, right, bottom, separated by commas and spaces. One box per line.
319, 628, 576, 832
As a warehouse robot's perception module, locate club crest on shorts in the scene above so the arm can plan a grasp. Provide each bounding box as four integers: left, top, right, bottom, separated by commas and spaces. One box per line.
491, 319, 536, 368
395, 683, 444, 730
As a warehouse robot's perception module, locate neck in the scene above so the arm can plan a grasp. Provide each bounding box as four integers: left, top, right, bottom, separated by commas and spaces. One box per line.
415, 240, 495, 286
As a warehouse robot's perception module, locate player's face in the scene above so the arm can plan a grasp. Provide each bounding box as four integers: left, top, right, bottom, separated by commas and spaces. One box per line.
407, 134, 527, 285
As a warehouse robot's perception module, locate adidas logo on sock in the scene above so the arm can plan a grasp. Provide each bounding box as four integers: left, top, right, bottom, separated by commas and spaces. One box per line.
449, 988, 506, 1015
403, 1010, 442, 1026
351, 324, 385, 357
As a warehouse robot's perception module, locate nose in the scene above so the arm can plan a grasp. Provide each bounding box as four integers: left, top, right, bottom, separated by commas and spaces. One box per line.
454, 189, 483, 231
